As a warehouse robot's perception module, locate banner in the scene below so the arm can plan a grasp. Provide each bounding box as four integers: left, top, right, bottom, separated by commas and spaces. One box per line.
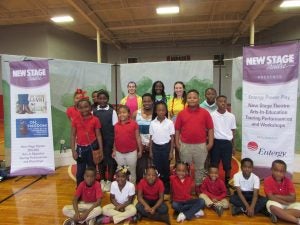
9, 60, 54, 176
242, 43, 299, 178
120, 61, 213, 100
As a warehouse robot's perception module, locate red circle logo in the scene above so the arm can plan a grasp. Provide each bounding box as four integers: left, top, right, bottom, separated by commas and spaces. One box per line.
247, 141, 258, 151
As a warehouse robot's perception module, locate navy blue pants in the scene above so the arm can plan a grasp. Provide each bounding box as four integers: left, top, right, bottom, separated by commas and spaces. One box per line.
230, 191, 268, 214
136, 198, 168, 216
172, 198, 205, 220
152, 142, 170, 193
211, 139, 232, 171
76, 141, 98, 186
98, 138, 116, 181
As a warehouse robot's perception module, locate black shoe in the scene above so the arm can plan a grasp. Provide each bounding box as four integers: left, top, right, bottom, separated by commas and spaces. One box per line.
270, 213, 278, 223
215, 205, 224, 217
136, 212, 142, 221
231, 205, 243, 216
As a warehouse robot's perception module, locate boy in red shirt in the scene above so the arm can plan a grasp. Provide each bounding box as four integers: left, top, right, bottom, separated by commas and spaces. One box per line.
199, 165, 228, 216
62, 167, 103, 225
175, 89, 214, 188
264, 159, 300, 224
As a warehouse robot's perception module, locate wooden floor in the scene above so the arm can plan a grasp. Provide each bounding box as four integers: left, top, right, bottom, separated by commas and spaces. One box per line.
0, 165, 299, 225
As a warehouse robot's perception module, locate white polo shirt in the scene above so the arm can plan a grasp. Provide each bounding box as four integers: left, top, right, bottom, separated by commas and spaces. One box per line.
149, 117, 175, 145
233, 171, 260, 191
211, 110, 236, 140
110, 180, 135, 204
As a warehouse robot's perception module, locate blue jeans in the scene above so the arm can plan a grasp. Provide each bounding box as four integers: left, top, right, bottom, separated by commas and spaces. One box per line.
152, 142, 170, 193
76, 141, 98, 186
172, 198, 205, 220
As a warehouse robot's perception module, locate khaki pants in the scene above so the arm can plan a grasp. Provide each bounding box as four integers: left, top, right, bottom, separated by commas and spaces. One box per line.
62, 202, 102, 223
102, 203, 137, 224
180, 142, 207, 185
115, 151, 137, 184
199, 193, 229, 208
266, 200, 300, 212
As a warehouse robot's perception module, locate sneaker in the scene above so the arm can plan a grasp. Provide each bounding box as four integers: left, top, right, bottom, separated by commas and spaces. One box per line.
176, 212, 186, 222
63, 218, 75, 225
97, 215, 111, 224
100, 180, 106, 191
88, 218, 95, 225
195, 209, 204, 217
270, 213, 278, 223
215, 205, 224, 217
231, 205, 243, 216
104, 181, 111, 192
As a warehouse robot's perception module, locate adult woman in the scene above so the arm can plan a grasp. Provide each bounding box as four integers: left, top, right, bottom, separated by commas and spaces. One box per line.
132, 93, 154, 183
120, 81, 142, 114
168, 81, 187, 122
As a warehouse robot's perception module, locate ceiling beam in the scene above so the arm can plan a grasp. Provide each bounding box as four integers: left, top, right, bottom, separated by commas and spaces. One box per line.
109, 20, 241, 31
231, 0, 270, 44
66, 0, 122, 49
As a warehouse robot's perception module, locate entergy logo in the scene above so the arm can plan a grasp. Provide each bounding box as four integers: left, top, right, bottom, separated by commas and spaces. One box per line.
247, 141, 258, 151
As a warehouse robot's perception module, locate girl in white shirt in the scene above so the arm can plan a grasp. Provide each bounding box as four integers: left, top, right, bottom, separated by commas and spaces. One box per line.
102, 166, 137, 224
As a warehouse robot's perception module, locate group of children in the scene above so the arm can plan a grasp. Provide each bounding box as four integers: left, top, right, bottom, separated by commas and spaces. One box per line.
63, 159, 300, 225
63, 83, 300, 224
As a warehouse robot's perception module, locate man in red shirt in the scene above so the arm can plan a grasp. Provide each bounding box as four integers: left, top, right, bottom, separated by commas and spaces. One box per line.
264, 160, 300, 224
175, 89, 214, 188
62, 167, 103, 225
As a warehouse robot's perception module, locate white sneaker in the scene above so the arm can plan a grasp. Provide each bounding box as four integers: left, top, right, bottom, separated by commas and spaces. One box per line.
104, 181, 111, 192
100, 180, 106, 191
176, 212, 186, 222
195, 209, 204, 217
88, 218, 95, 225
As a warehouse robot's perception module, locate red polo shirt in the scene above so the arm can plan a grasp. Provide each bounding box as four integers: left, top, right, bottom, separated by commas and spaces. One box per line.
75, 180, 103, 203
137, 178, 164, 200
264, 176, 295, 196
114, 119, 138, 153
175, 106, 213, 144
66, 106, 81, 121
170, 175, 193, 202
200, 176, 227, 200
72, 114, 101, 146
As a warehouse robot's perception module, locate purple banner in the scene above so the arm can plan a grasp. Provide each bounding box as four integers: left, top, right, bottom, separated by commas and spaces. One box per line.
243, 43, 299, 84
10, 60, 49, 87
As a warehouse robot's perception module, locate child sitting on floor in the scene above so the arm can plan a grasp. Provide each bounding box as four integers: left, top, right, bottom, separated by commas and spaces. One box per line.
101, 165, 136, 224
62, 167, 103, 225
264, 159, 300, 224
199, 165, 229, 216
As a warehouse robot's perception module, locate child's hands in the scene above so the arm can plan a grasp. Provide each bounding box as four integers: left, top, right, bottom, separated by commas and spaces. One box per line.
72, 151, 78, 160
212, 198, 218, 203
74, 212, 81, 222
169, 151, 173, 161
246, 206, 254, 217
145, 205, 152, 213
137, 151, 142, 158
112, 150, 116, 158
79, 211, 89, 221
149, 207, 156, 215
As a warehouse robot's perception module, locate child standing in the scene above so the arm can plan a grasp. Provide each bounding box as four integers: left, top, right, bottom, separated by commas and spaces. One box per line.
264, 159, 300, 224
175, 89, 214, 188
170, 162, 205, 222
71, 97, 103, 186
210, 95, 236, 192
149, 102, 174, 194
66, 88, 86, 121
230, 158, 267, 217
62, 167, 103, 225
91, 90, 99, 111
93, 89, 118, 192
132, 93, 154, 183
199, 165, 229, 217
113, 105, 142, 184
200, 88, 217, 113
136, 166, 170, 224
102, 166, 137, 224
